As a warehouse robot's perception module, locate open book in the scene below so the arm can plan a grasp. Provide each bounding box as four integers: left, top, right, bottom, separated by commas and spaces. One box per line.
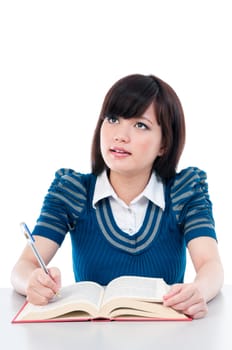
12, 276, 191, 323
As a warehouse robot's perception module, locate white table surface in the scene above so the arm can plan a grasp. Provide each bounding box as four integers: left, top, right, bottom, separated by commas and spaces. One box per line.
1, 285, 232, 350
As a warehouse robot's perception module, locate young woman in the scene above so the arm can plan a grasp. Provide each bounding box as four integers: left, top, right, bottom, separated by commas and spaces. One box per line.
11, 74, 224, 319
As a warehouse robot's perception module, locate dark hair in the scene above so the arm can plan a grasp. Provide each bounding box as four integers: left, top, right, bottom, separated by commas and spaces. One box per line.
91, 74, 185, 180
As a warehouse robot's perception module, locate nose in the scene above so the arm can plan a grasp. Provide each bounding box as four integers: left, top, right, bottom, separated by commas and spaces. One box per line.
114, 134, 130, 143
113, 120, 130, 143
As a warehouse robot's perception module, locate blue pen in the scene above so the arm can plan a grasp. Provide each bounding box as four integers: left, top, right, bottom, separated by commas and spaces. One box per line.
20, 222, 49, 274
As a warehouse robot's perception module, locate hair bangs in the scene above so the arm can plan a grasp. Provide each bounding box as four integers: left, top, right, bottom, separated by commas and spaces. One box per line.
104, 75, 159, 119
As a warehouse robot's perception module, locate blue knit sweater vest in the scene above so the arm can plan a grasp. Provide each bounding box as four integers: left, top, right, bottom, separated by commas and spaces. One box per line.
33, 167, 217, 285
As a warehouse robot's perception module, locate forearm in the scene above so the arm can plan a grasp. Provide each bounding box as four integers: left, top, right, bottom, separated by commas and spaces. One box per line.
193, 259, 224, 302
164, 238, 223, 319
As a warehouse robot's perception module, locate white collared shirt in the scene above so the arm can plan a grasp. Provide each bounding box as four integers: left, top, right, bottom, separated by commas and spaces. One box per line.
93, 171, 165, 235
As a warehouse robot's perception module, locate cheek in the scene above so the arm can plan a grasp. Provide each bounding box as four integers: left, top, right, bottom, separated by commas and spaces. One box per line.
138, 139, 162, 159
139, 138, 159, 151
100, 127, 109, 154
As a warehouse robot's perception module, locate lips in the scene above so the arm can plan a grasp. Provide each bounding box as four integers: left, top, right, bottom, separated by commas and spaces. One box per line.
110, 147, 131, 155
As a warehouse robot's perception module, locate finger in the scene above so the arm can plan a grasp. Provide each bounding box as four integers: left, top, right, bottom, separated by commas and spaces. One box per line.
164, 291, 193, 307
163, 284, 182, 300
26, 269, 59, 304
37, 271, 58, 291
164, 285, 198, 307
165, 291, 202, 311
26, 284, 56, 305
48, 267, 62, 290
183, 303, 208, 319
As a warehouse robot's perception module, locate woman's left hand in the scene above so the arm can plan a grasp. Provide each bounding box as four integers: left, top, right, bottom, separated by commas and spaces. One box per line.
163, 282, 208, 319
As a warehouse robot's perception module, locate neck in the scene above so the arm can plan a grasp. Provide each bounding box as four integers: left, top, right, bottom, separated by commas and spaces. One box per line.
109, 171, 151, 205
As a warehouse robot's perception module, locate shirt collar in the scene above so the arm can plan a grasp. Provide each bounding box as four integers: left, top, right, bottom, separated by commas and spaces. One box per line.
93, 170, 165, 210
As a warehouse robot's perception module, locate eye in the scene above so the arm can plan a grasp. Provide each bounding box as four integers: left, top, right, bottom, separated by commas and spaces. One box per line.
105, 115, 119, 124
135, 122, 149, 130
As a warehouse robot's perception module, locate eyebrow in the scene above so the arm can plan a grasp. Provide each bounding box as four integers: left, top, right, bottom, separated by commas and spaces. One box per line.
138, 115, 153, 126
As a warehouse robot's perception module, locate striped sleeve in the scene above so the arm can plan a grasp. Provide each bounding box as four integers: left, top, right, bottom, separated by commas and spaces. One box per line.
170, 167, 217, 244
32, 168, 87, 245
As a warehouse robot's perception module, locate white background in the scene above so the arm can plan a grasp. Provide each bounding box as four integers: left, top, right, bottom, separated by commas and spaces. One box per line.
0, 0, 231, 287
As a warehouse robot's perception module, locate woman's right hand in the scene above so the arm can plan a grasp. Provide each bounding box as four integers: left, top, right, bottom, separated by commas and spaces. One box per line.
26, 266, 61, 305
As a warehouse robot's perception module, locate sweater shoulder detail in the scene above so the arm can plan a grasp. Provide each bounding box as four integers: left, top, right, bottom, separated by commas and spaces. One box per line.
33, 169, 96, 244
170, 167, 216, 242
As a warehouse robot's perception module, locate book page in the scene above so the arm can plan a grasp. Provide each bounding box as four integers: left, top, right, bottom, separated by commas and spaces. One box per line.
109, 302, 189, 319
15, 281, 104, 321
102, 276, 170, 306
55, 281, 104, 309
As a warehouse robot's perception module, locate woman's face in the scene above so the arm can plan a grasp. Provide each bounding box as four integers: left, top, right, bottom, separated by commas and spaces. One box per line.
100, 103, 164, 178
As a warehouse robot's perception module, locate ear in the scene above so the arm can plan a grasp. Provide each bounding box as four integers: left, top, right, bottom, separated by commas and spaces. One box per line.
158, 144, 166, 157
